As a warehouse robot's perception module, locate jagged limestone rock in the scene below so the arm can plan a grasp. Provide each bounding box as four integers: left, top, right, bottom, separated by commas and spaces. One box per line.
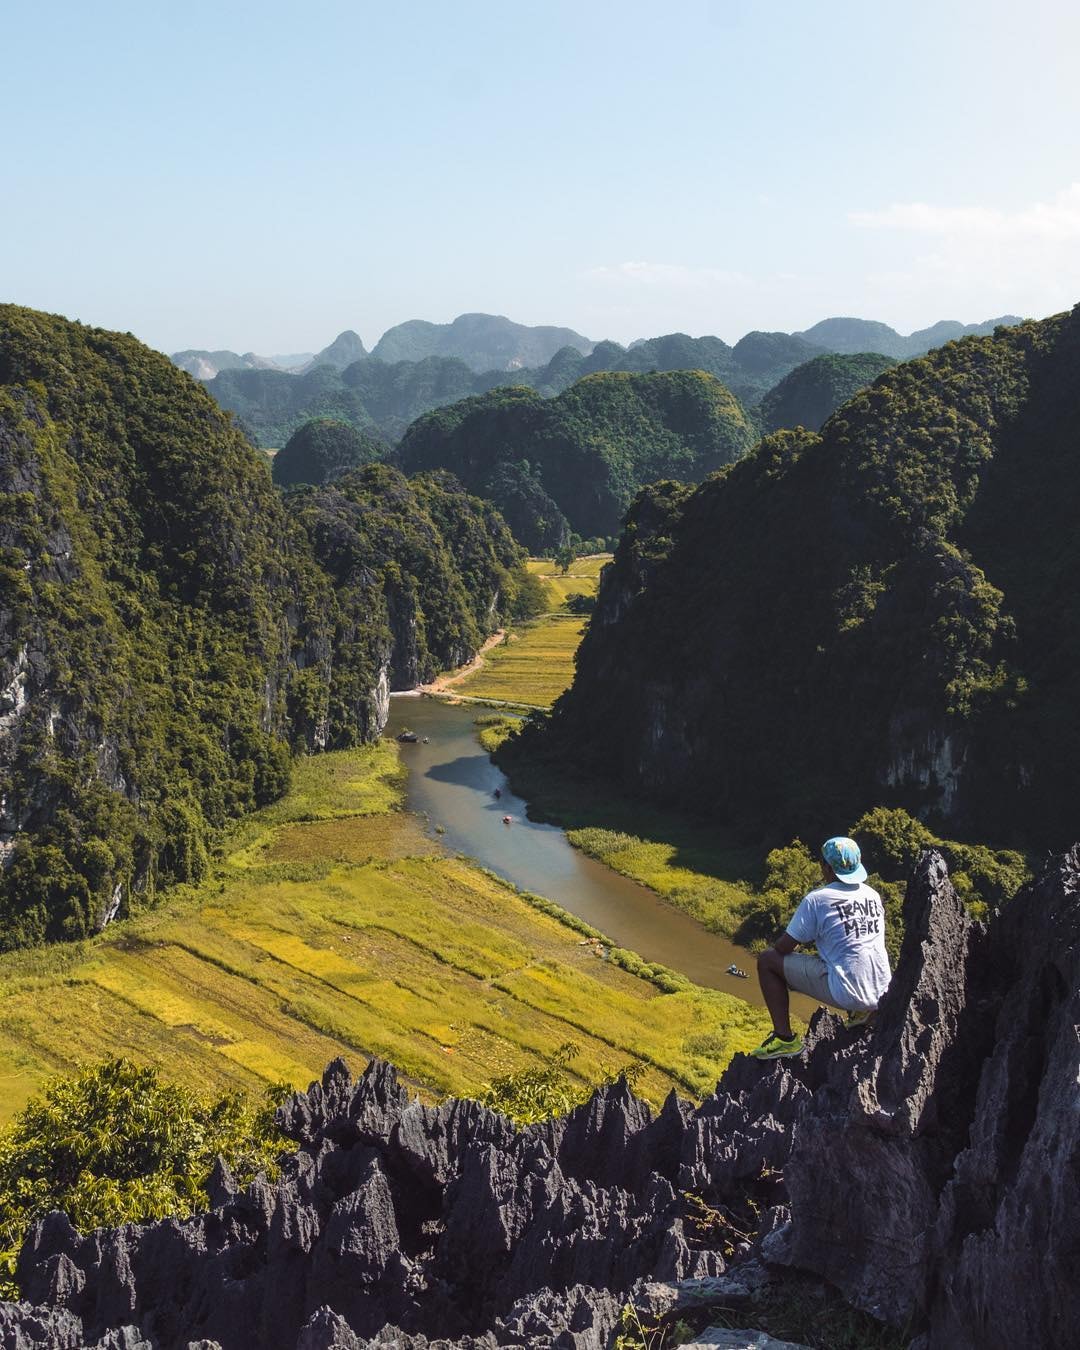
776, 847, 1080, 1347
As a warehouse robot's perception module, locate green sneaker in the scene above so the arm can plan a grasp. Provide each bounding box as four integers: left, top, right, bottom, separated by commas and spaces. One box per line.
844, 1010, 875, 1030
750, 1030, 804, 1060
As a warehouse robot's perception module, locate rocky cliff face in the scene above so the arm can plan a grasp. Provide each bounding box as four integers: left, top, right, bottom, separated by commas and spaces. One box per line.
2, 846, 1076, 1349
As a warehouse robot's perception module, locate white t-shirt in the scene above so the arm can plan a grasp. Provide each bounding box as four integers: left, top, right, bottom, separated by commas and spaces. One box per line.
786, 880, 892, 1011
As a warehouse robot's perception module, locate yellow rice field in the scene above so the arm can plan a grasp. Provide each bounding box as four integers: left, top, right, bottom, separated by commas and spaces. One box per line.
451, 555, 609, 708
0, 738, 769, 1124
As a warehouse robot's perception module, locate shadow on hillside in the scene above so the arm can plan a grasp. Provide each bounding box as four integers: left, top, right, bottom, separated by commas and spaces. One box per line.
500, 749, 765, 891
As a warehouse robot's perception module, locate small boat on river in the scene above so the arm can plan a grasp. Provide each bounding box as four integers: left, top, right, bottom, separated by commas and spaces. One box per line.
397, 731, 419, 743
501, 815, 513, 825
726, 963, 748, 979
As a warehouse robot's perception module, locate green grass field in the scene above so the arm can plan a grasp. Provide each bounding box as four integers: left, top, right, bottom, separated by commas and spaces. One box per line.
0, 739, 770, 1125
452, 555, 608, 708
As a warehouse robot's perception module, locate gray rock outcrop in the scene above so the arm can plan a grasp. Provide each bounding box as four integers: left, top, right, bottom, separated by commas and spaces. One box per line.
4, 846, 1077, 1348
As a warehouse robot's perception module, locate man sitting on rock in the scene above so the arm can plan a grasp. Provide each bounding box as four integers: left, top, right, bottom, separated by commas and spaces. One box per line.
750, 836, 892, 1059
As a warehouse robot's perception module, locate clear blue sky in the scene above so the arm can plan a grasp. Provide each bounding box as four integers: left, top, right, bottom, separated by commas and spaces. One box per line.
4, 0, 1078, 353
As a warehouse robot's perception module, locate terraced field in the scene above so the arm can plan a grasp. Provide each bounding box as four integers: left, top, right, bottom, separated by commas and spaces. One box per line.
451, 555, 608, 708
0, 737, 769, 1124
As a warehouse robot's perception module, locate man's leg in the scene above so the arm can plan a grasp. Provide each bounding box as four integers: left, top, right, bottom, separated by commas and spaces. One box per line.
756, 948, 793, 1040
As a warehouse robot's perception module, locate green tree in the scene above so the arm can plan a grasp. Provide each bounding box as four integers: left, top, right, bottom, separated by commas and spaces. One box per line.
509, 568, 550, 621
0, 1059, 288, 1297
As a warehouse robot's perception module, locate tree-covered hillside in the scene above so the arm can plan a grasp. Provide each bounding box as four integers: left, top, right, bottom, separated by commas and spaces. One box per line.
203, 364, 387, 449
395, 370, 757, 545
760, 352, 898, 432
0, 306, 525, 951
533, 310, 1080, 851
272, 419, 384, 487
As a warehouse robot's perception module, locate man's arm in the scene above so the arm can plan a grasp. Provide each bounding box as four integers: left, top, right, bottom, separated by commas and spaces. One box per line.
772, 932, 798, 956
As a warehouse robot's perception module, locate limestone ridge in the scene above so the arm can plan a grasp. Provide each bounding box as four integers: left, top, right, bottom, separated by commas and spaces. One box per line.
3, 847, 1077, 1348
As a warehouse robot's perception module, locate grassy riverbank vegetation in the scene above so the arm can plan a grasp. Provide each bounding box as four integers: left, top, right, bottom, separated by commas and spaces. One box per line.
494, 734, 1029, 963
451, 555, 608, 708
0, 740, 771, 1128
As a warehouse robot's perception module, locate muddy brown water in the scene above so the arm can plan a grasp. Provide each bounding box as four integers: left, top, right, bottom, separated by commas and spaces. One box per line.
386, 697, 815, 1018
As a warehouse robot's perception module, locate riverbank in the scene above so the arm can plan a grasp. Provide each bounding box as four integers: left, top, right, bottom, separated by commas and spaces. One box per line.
385, 698, 796, 1005
0, 739, 771, 1126
488, 725, 774, 940
417, 628, 506, 695
409, 553, 812, 951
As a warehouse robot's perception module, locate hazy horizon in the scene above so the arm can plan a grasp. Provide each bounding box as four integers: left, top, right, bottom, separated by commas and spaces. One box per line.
4, 0, 1078, 353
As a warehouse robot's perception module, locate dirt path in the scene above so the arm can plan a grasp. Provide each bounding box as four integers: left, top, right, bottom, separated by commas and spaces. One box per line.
417, 629, 506, 695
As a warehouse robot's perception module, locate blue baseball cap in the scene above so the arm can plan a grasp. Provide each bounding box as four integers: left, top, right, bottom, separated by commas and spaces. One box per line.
822, 836, 867, 884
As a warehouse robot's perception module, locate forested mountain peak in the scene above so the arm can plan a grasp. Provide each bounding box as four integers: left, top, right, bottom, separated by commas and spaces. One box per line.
730, 329, 825, 373
272, 418, 383, 486
760, 351, 898, 432
395, 368, 756, 546
300, 330, 368, 372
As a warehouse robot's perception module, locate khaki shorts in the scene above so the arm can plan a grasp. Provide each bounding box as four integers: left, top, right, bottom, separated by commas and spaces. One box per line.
783, 952, 844, 1008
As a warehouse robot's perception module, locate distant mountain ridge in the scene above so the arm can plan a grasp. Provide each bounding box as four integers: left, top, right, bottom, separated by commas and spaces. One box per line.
174, 311, 1019, 384
171, 348, 283, 380
795, 315, 1021, 359
179, 311, 1023, 446
370, 313, 594, 371
171, 332, 365, 381
300, 330, 367, 372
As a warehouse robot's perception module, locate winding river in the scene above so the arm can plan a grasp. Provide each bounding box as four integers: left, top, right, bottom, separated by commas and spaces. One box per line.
386, 697, 814, 1017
